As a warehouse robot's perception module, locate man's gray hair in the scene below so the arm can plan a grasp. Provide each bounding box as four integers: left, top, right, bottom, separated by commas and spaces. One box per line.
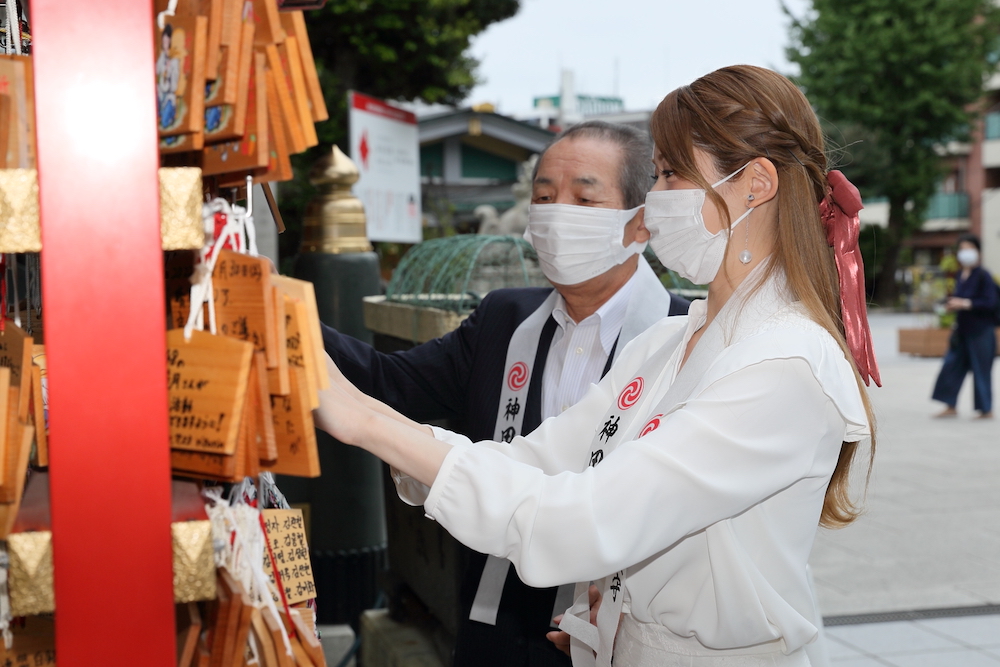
533, 120, 652, 208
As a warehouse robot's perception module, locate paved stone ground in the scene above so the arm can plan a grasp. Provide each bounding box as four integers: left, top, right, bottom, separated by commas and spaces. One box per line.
809, 312, 1000, 616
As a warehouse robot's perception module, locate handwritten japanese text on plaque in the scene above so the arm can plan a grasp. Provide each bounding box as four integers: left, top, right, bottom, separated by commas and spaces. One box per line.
167, 328, 252, 454
261, 508, 316, 604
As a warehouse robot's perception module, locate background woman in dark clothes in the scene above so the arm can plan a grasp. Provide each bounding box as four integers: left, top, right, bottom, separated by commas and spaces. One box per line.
933, 234, 998, 418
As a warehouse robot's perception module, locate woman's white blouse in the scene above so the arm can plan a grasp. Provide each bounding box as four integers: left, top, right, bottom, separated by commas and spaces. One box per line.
392, 277, 870, 657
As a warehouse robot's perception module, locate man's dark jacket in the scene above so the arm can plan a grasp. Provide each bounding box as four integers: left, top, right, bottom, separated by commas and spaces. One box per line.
322, 286, 690, 667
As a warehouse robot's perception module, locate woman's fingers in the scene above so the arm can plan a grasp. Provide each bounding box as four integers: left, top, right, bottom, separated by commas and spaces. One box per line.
588, 584, 602, 625
545, 630, 571, 657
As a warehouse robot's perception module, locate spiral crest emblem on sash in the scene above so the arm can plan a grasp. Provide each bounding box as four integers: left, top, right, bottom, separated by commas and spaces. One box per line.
617, 377, 643, 410
507, 362, 529, 391
639, 413, 664, 438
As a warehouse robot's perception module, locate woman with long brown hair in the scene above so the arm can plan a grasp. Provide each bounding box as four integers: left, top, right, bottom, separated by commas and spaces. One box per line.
314, 65, 879, 666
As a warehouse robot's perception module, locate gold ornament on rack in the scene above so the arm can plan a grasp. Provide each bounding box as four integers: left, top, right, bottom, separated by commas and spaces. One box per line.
160, 167, 206, 251
0, 169, 40, 253
0, 167, 206, 253
7, 530, 53, 617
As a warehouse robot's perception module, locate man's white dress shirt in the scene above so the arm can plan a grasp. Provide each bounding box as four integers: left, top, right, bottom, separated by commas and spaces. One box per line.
542, 271, 635, 420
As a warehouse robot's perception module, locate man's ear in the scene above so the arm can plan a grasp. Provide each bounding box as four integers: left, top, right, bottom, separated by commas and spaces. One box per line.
747, 158, 779, 206
627, 208, 650, 245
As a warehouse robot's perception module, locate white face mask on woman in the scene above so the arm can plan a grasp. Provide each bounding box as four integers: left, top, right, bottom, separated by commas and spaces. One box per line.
957, 247, 979, 268
523, 203, 646, 285
643, 162, 752, 284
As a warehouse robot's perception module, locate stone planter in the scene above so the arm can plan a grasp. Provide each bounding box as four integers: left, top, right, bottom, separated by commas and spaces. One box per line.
898, 327, 1000, 357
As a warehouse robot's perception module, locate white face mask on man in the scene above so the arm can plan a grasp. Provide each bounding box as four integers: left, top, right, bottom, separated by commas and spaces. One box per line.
523, 203, 646, 286
643, 162, 752, 285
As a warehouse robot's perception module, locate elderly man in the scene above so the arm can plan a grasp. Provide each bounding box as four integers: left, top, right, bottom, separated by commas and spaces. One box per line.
322, 120, 689, 667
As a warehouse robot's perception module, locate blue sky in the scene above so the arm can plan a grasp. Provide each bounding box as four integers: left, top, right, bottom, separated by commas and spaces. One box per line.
467, 0, 811, 114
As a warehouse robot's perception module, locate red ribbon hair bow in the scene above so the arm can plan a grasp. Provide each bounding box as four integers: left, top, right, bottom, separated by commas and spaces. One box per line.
819, 170, 881, 387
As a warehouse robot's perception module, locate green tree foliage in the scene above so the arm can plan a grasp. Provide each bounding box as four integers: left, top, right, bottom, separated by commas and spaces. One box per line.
277, 0, 520, 266
786, 0, 1000, 303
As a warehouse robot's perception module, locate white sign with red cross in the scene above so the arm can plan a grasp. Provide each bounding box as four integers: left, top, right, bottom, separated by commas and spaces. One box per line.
349, 91, 422, 243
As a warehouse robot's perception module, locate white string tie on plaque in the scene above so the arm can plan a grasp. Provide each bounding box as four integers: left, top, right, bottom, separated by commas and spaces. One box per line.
156, 0, 179, 31
183, 195, 258, 341
204, 487, 293, 658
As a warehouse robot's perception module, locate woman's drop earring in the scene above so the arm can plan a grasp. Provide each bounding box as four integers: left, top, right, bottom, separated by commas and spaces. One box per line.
739, 195, 754, 264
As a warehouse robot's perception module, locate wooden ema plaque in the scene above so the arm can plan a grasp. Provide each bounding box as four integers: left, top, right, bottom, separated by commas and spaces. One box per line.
30, 356, 47, 468
0, 386, 34, 537
204, 22, 255, 144
154, 0, 223, 83
252, 0, 286, 46
203, 50, 269, 175
264, 44, 306, 154
156, 15, 208, 138
263, 366, 319, 478
211, 249, 280, 368
283, 295, 319, 409
176, 602, 202, 667
277, 37, 318, 148
271, 275, 329, 390
259, 63, 293, 184
1, 616, 55, 667
166, 328, 252, 455
261, 508, 316, 605
267, 286, 290, 396
0, 56, 32, 169
0, 320, 34, 420
279, 11, 328, 122
172, 359, 260, 481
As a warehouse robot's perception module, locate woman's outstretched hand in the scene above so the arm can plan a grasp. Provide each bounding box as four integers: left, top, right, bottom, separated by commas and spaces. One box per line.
546, 584, 602, 657
314, 355, 370, 445
313, 353, 452, 488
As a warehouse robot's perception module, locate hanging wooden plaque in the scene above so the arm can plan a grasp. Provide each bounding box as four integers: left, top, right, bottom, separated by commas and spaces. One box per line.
154, 0, 223, 81
263, 366, 319, 478
270, 275, 328, 389
0, 57, 29, 169
277, 37, 318, 148
261, 508, 316, 604
0, 320, 34, 420
211, 249, 280, 368
219, 0, 244, 48
250, 609, 281, 667
279, 11, 328, 122
257, 64, 293, 183
0, 368, 9, 472
203, 50, 269, 175
165, 250, 197, 330
157, 15, 209, 137
0, 616, 55, 667
204, 22, 255, 142
176, 602, 202, 667
262, 607, 295, 667
267, 285, 290, 396
283, 295, 319, 409
252, 351, 278, 462
264, 44, 307, 153
252, 0, 287, 45
30, 362, 46, 467
166, 328, 253, 455
160, 129, 205, 155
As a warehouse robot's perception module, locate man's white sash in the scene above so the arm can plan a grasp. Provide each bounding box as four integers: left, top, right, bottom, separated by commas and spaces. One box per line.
471, 257, 675, 627
469, 291, 560, 625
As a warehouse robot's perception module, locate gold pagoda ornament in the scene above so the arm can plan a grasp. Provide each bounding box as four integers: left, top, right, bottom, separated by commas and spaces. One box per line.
299, 145, 373, 254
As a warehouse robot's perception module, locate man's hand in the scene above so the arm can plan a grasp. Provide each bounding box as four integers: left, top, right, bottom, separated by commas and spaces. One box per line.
545, 584, 601, 657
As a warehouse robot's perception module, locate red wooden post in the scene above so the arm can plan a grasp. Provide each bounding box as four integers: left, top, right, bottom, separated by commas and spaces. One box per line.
32, 1, 176, 662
